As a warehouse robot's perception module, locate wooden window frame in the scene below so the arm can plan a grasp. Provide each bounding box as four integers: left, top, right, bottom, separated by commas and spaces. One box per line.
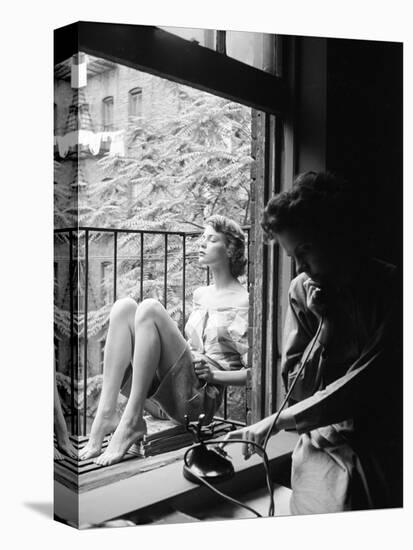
55, 23, 287, 115
53, 22, 303, 526
54, 22, 297, 425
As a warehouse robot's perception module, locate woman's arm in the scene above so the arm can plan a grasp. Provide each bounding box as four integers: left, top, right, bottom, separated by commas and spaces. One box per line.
194, 360, 249, 386
281, 270, 402, 434
224, 407, 295, 459
210, 368, 249, 386
282, 276, 326, 403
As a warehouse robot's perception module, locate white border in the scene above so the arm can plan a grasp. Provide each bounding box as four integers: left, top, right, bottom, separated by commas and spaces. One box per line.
1, 1, 410, 548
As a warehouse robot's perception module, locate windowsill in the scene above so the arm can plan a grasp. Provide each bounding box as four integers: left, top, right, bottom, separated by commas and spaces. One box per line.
54, 430, 299, 527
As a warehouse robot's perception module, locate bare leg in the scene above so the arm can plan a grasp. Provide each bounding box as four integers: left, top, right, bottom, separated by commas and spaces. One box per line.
79, 298, 137, 460
54, 366, 77, 459
95, 299, 188, 466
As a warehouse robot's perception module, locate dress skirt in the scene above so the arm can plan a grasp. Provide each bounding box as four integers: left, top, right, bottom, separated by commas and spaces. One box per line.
289, 424, 398, 514
120, 344, 224, 425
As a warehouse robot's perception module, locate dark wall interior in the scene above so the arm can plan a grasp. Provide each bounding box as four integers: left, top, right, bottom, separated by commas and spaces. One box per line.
326, 39, 403, 267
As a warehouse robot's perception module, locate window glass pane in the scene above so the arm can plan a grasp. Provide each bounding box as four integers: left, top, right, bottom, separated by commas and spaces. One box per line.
54, 56, 78, 437
160, 26, 276, 74
129, 87, 142, 117
102, 96, 114, 130
226, 30, 276, 73
54, 52, 255, 440
160, 26, 216, 50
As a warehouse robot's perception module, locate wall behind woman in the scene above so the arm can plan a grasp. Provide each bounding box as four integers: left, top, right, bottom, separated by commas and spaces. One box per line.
295, 36, 402, 268
326, 38, 403, 267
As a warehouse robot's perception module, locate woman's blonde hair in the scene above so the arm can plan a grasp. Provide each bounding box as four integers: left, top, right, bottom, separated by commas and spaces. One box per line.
205, 215, 247, 278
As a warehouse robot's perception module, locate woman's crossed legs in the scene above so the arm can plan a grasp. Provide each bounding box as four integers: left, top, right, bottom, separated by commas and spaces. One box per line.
79, 298, 188, 465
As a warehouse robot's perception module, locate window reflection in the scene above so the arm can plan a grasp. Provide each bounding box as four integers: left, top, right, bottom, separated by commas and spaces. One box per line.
160, 26, 216, 49
54, 51, 255, 436
160, 26, 277, 74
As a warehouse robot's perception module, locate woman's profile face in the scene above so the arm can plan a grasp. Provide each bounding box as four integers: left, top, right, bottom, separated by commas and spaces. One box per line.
276, 227, 336, 286
198, 225, 230, 269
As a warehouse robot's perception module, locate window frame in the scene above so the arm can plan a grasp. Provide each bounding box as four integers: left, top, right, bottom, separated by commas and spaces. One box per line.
102, 95, 114, 131
54, 22, 296, 427
128, 86, 142, 118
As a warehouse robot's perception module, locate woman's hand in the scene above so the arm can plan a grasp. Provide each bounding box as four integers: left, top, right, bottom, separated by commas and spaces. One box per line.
304, 278, 328, 320
193, 359, 214, 383
222, 416, 279, 460
303, 279, 338, 346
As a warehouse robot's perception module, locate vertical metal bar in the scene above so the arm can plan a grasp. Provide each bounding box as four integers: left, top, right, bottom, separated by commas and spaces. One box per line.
245, 227, 250, 425
140, 232, 144, 301
182, 235, 186, 332
224, 388, 228, 420
246, 229, 250, 285
69, 230, 75, 434
206, 266, 210, 286
113, 231, 118, 302
164, 233, 168, 307
83, 230, 89, 436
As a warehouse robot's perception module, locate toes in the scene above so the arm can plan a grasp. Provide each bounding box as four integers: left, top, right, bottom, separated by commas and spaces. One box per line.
93, 452, 123, 467
79, 444, 103, 460
94, 453, 108, 465
54, 448, 64, 460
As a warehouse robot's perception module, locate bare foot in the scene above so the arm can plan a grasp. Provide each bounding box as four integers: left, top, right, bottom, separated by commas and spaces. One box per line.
54, 446, 65, 460
55, 437, 78, 459
94, 417, 147, 466
79, 412, 120, 460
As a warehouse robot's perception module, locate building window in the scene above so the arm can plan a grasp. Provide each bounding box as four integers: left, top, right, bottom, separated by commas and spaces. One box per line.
101, 261, 112, 304
102, 96, 114, 131
128, 87, 142, 118
100, 340, 105, 373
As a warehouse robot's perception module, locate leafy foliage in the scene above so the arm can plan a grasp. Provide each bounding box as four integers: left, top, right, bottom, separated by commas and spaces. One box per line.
55, 75, 252, 426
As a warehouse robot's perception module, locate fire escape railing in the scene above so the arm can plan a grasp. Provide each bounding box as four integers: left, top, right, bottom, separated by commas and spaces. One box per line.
54, 226, 250, 436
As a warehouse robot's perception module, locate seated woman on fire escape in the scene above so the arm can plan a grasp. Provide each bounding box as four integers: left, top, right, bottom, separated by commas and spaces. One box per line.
80, 215, 249, 466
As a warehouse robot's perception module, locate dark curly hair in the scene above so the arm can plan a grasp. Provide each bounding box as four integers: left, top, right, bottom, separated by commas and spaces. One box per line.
261, 171, 363, 250
205, 215, 247, 278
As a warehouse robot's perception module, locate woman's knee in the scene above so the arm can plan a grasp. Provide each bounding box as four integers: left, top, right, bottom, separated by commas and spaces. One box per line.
109, 297, 137, 323
134, 298, 164, 325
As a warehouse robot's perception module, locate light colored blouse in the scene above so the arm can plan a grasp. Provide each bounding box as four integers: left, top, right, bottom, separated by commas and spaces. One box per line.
185, 298, 249, 372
